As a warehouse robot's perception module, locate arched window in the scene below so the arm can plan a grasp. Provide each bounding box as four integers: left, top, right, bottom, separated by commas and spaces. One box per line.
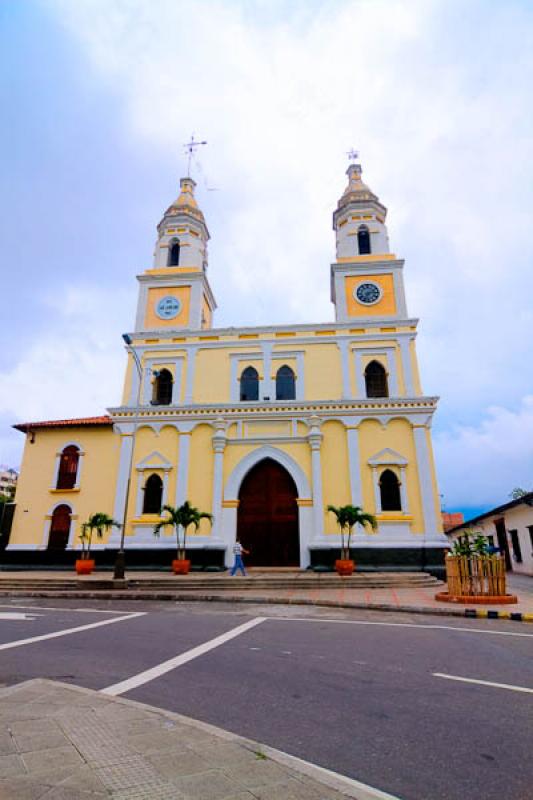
56, 446, 80, 489
276, 365, 296, 400
365, 360, 388, 398
357, 225, 371, 255
240, 366, 259, 401
48, 504, 71, 550
143, 474, 163, 515
168, 239, 180, 266
380, 469, 402, 511
152, 369, 173, 405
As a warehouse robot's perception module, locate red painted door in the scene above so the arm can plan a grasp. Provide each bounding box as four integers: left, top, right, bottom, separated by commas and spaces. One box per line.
237, 458, 299, 566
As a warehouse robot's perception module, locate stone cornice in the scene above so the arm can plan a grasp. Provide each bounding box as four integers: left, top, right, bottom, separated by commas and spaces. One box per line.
108, 396, 438, 423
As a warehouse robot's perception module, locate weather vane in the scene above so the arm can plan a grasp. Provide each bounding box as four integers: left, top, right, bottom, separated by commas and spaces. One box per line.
347, 148, 359, 163
184, 134, 207, 177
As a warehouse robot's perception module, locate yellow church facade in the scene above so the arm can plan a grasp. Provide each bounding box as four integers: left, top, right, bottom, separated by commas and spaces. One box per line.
7, 163, 448, 572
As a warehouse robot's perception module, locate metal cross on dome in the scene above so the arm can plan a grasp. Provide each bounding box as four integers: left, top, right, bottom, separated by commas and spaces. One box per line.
184, 134, 207, 177
347, 148, 359, 162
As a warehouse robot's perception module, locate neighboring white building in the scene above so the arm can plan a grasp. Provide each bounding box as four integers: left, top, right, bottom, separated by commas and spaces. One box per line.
446, 492, 533, 576
0, 467, 18, 500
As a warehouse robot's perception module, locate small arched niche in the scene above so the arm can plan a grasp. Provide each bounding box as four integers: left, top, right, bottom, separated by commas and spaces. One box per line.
143, 474, 163, 515
379, 468, 402, 511
152, 369, 173, 405
357, 225, 371, 255
240, 366, 259, 402
168, 239, 180, 266
365, 360, 389, 398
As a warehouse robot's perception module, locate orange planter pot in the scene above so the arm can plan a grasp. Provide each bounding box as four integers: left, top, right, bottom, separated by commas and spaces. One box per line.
335, 559, 355, 576
172, 559, 191, 575
75, 559, 95, 575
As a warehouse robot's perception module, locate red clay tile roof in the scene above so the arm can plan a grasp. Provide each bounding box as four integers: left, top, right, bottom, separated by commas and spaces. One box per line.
13, 415, 112, 433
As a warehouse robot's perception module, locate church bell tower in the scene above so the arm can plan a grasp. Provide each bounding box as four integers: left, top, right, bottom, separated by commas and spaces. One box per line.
134, 177, 217, 332
331, 162, 408, 322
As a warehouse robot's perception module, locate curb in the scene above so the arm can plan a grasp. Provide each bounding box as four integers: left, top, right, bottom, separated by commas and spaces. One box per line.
0, 588, 531, 621
465, 608, 533, 623
0, 678, 401, 800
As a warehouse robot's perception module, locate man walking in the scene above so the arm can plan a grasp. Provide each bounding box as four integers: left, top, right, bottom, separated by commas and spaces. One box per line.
230, 538, 249, 576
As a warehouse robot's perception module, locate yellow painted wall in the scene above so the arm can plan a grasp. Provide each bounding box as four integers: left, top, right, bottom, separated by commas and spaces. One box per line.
409, 339, 423, 395
187, 424, 214, 536
10, 426, 120, 550
304, 343, 343, 401
321, 421, 351, 533
357, 418, 424, 533
194, 349, 232, 403
144, 286, 191, 328
345, 274, 396, 317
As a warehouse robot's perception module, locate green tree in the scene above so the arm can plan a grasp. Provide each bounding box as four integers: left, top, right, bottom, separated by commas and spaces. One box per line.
509, 487, 529, 500
80, 513, 121, 560
327, 504, 377, 560
153, 501, 213, 561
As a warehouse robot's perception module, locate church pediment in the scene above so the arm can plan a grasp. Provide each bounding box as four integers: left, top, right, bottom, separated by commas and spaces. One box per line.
368, 448, 408, 467
135, 450, 173, 471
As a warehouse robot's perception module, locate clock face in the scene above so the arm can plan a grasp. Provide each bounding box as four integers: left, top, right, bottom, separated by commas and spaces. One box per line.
156, 296, 181, 319
355, 282, 381, 305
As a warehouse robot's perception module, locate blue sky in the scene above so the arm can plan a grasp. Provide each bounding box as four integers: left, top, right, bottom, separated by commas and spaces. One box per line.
1, 0, 533, 520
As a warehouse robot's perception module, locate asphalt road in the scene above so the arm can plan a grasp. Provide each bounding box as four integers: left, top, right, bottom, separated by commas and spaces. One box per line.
0, 599, 532, 800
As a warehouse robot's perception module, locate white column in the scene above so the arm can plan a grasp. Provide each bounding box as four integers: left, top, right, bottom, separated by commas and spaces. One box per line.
400, 337, 415, 396
308, 416, 324, 538
135, 470, 144, 516
399, 466, 408, 512
261, 342, 273, 400
295, 352, 305, 400
184, 349, 196, 404
338, 340, 351, 399
162, 469, 170, 506
354, 351, 365, 397
372, 467, 381, 512
112, 432, 135, 524
413, 425, 439, 539
129, 361, 142, 405
211, 419, 226, 537
175, 432, 192, 506
346, 426, 363, 507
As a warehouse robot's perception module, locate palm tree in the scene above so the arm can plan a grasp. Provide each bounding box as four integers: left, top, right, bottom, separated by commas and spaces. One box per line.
153, 501, 213, 561
80, 512, 122, 560
327, 504, 377, 560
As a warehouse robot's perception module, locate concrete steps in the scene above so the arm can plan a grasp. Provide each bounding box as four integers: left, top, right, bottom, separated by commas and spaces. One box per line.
0, 571, 443, 594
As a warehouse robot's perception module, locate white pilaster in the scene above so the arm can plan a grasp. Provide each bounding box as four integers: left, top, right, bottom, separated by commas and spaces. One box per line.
413, 425, 440, 539
112, 431, 135, 524
308, 416, 324, 538
371, 467, 381, 513
211, 418, 226, 537
399, 466, 408, 512
261, 342, 273, 400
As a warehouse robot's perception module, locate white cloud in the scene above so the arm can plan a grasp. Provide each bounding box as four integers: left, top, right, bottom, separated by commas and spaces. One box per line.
435, 396, 533, 508
4, 0, 531, 503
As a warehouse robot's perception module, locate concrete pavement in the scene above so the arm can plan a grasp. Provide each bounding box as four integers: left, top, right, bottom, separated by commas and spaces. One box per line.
0, 571, 531, 620
0, 679, 396, 799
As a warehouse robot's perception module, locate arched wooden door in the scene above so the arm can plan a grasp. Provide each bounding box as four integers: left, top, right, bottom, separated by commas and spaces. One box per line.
237, 458, 299, 566
47, 504, 71, 550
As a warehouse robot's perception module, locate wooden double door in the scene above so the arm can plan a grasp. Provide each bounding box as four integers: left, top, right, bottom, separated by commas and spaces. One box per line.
237, 458, 300, 566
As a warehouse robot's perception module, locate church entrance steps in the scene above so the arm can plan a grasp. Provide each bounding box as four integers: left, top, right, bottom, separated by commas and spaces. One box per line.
0, 571, 443, 593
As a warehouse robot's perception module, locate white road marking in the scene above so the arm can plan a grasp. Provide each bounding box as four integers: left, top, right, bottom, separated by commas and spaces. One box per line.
0, 612, 42, 621
271, 616, 533, 638
433, 672, 533, 694
0, 604, 130, 615
102, 617, 266, 696
0, 612, 146, 651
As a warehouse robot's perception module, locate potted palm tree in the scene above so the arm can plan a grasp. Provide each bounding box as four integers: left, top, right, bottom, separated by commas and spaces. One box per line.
153, 501, 213, 574
327, 504, 377, 575
78, 513, 122, 575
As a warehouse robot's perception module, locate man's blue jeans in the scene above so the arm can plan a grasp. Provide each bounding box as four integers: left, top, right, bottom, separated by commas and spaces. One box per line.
230, 554, 246, 576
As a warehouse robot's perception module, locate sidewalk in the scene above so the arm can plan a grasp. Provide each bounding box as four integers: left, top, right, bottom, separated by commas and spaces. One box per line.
0, 679, 396, 800
0, 572, 532, 620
